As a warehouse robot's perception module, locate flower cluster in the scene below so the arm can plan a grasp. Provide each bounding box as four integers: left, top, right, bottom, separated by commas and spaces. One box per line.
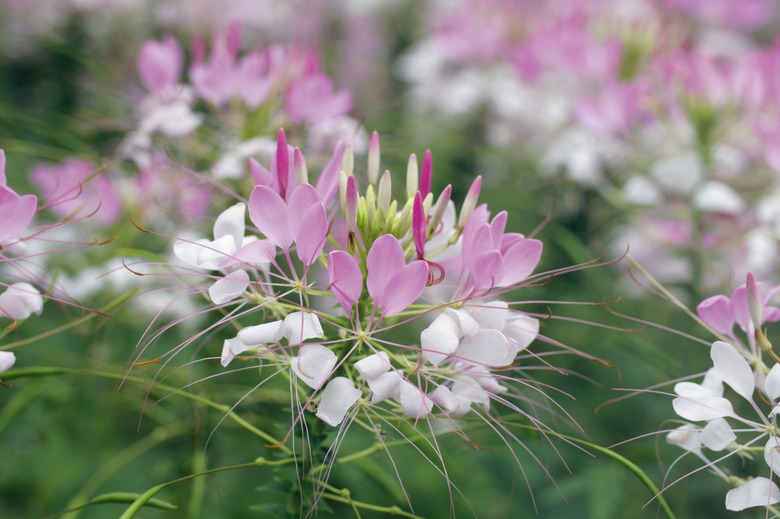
667, 273, 780, 511
141, 128, 562, 444
399, 0, 780, 292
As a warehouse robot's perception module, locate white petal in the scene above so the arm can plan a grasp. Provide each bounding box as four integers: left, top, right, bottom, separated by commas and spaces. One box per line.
699, 418, 735, 451
291, 344, 336, 389
467, 300, 509, 330
221, 336, 253, 367
666, 424, 701, 452
237, 320, 284, 347
456, 328, 512, 367
711, 341, 755, 401
354, 352, 391, 380
0, 351, 16, 374
702, 368, 724, 397
173, 237, 209, 267
431, 385, 470, 416
445, 308, 479, 337
367, 371, 402, 403
672, 395, 734, 421
282, 312, 324, 344
399, 379, 433, 418
452, 375, 490, 410
197, 234, 238, 269
213, 202, 246, 247
765, 364, 780, 401
208, 269, 250, 304
725, 477, 780, 511
765, 437, 780, 479
692, 181, 744, 214
421, 313, 461, 366
0, 283, 43, 320
316, 376, 361, 426
503, 314, 539, 350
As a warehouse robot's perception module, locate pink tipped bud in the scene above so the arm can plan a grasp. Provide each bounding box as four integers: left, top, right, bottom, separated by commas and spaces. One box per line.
346, 175, 358, 235
406, 153, 418, 199
746, 272, 763, 331
293, 147, 308, 184
342, 143, 354, 176
192, 33, 205, 63
413, 191, 426, 260
458, 176, 482, 228
276, 128, 289, 199
420, 150, 432, 199
368, 131, 380, 185
226, 22, 242, 57
428, 185, 451, 237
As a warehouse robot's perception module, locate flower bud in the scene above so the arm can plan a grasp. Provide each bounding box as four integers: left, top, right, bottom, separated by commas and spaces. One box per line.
293, 147, 308, 184
342, 142, 354, 177
368, 131, 380, 186
458, 176, 482, 229
420, 150, 432, 199
428, 185, 451, 237
378, 170, 392, 215
406, 153, 418, 199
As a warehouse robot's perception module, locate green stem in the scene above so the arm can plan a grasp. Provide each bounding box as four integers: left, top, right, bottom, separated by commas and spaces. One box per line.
2, 366, 291, 454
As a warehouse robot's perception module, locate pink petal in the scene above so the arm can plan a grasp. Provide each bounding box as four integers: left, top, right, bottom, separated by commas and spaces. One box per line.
248, 185, 292, 249
294, 202, 327, 267
499, 238, 542, 287
315, 141, 345, 206
730, 285, 751, 331
275, 129, 290, 198
696, 295, 734, 335
138, 36, 182, 91
413, 191, 426, 259
327, 250, 363, 311
287, 182, 322, 237
291, 344, 336, 389
249, 157, 276, 192
379, 260, 428, 317
470, 250, 504, 295
0, 149, 6, 185
0, 194, 36, 243
208, 269, 250, 304
366, 234, 405, 303
489, 211, 508, 246
316, 376, 362, 426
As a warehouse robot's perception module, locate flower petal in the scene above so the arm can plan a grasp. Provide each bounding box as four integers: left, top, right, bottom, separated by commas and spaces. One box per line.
354, 352, 391, 380
367, 371, 402, 403
366, 234, 405, 303
316, 376, 361, 426
456, 328, 512, 367
0, 351, 16, 374
221, 239, 277, 269
291, 344, 337, 389
399, 379, 433, 418
711, 341, 755, 401
766, 364, 780, 401
697, 295, 734, 335
699, 418, 735, 451
282, 312, 324, 344
725, 477, 780, 511
378, 260, 428, 317
248, 185, 292, 249
294, 202, 327, 267
0, 194, 37, 244
421, 313, 461, 366
237, 320, 284, 347
499, 238, 542, 287
213, 202, 245, 248
0, 283, 43, 320
208, 269, 250, 304
666, 424, 701, 452
327, 250, 363, 311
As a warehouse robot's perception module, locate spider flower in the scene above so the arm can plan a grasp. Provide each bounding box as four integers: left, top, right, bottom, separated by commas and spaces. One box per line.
665, 273, 780, 511
138, 130, 591, 509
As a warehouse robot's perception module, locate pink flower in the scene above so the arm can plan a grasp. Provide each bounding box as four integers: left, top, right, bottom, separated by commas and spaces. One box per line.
285, 73, 352, 124
138, 35, 183, 94
31, 158, 122, 227
0, 150, 37, 245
